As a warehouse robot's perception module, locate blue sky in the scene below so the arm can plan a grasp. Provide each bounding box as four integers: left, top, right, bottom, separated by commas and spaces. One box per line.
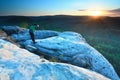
0, 0, 120, 16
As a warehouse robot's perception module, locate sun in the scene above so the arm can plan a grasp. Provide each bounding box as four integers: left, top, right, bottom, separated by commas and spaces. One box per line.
90, 10, 103, 16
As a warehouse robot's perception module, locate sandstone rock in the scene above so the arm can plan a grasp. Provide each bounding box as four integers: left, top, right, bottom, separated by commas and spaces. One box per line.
1, 26, 21, 36
12, 30, 59, 42
0, 39, 110, 80
23, 31, 120, 80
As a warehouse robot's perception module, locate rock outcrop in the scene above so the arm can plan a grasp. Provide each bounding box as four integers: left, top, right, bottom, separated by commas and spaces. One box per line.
12, 30, 59, 42
1, 26, 119, 80
1, 26, 21, 36
0, 39, 110, 80
23, 31, 120, 80
1, 26, 59, 41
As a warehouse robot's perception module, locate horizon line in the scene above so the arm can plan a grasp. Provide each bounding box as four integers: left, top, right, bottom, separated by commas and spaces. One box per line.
0, 14, 120, 17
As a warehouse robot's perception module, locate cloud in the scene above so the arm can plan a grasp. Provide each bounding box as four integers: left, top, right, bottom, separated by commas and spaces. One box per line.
78, 8, 120, 16
78, 9, 86, 11
107, 8, 120, 16
109, 8, 120, 13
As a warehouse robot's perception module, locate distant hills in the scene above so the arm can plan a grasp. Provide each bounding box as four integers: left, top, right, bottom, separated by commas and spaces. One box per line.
0, 15, 120, 29
0, 15, 120, 34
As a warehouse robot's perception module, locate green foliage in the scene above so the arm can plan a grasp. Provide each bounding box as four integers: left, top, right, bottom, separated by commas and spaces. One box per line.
20, 22, 29, 28
49, 57, 59, 62
85, 36, 120, 76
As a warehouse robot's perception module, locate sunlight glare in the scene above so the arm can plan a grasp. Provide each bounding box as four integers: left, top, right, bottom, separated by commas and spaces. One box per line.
90, 10, 103, 16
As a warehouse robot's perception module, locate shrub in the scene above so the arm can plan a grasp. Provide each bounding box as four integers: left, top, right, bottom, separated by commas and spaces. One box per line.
20, 22, 29, 28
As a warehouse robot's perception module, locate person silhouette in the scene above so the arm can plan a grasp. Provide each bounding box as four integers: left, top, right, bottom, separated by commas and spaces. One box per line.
29, 24, 36, 44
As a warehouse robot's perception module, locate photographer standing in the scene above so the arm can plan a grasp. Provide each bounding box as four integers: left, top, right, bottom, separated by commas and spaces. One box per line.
29, 24, 36, 44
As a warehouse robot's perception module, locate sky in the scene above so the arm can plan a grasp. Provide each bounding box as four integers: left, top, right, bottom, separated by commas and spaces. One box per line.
0, 0, 120, 16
